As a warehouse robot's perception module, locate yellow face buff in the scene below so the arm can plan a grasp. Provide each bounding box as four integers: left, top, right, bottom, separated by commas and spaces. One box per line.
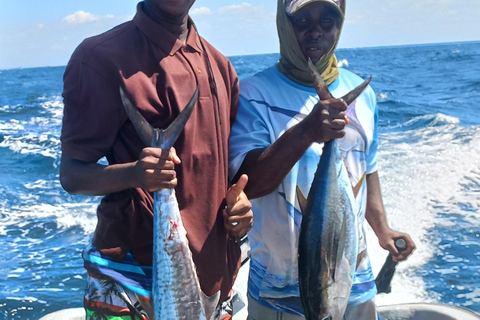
276, 0, 345, 86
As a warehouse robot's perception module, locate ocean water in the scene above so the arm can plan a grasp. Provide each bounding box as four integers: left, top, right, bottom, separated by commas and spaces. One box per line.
1, 41, 479, 319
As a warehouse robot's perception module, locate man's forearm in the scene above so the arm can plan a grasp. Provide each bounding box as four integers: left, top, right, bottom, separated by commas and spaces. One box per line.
60, 155, 137, 196
365, 171, 391, 236
235, 122, 313, 199
234, 96, 348, 199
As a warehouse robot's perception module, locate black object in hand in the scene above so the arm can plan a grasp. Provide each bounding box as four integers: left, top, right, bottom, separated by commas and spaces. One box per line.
375, 238, 407, 294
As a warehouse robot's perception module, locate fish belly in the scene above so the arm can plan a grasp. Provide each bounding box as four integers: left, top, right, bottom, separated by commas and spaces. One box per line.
299, 141, 357, 320
153, 188, 206, 320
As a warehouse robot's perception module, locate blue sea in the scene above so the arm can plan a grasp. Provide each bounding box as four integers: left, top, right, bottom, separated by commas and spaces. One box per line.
1, 41, 479, 319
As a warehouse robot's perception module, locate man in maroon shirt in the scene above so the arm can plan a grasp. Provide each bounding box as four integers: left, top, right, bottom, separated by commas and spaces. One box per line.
60, 0, 253, 318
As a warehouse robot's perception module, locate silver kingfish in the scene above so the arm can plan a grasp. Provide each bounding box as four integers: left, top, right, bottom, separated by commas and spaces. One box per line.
119, 86, 220, 320
298, 59, 371, 320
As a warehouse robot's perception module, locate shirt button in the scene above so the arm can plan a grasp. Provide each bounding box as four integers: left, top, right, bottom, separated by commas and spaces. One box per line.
183, 46, 195, 53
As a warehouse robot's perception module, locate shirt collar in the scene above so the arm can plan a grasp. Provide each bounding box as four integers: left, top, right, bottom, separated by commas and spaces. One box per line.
133, 2, 202, 56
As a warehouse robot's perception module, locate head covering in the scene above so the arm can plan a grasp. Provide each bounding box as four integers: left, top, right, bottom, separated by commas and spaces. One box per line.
285, 0, 345, 18
276, 0, 346, 86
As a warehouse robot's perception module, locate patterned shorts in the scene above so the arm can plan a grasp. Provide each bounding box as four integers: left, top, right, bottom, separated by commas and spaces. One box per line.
83, 246, 236, 320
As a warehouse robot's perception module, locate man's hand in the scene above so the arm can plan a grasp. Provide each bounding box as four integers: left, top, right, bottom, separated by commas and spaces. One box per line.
134, 147, 181, 192
303, 97, 348, 144
223, 174, 253, 238
378, 230, 416, 263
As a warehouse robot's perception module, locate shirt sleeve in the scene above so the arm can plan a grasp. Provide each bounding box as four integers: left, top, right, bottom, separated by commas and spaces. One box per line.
228, 94, 272, 180
61, 56, 123, 163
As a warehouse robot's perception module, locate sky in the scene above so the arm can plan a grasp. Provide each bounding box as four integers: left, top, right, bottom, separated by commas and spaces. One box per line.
1, 0, 479, 70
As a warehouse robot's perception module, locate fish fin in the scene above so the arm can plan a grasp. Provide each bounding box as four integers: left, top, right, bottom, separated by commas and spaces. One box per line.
307, 57, 371, 108
296, 186, 308, 214
341, 77, 371, 106
307, 58, 334, 100
202, 290, 221, 320
162, 86, 199, 149
332, 216, 348, 282
119, 86, 199, 149
119, 86, 156, 147
328, 228, 336, 281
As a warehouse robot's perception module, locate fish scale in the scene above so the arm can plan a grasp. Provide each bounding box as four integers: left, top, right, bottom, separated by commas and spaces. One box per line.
153, 187, 205, 319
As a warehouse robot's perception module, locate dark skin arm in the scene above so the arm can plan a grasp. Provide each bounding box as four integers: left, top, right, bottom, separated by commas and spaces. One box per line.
60, 147, 180, 196
365, 171, 416, 262
233, 97, 348, 199
60, 147, 252, 238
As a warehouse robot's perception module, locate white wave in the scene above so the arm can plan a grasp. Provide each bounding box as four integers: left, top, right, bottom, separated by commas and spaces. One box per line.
4, 201, 98, 234
0, 119, 24, 133
369, 125, 480, 306
40, 96, 64, 121
404, 113, 461, 126
24, 179, 52, 190
4, 296, 47, 304
432, 114, 461, 125
338, 59, 349, 67
458, 288, 480, 307
386, 113, 461, 131
0, 96, 63, 160
0, 104, 13, 112
33, 288, 65, 292
377, 92, 388, 101
0, 133, 60, 159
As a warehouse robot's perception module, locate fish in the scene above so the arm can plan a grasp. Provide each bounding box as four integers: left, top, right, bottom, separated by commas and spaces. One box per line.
119, 86, 220, 320
297, 59, 371, 320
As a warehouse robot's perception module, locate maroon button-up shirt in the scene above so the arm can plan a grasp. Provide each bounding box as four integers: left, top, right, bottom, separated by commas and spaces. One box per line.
61, 2, 240, 301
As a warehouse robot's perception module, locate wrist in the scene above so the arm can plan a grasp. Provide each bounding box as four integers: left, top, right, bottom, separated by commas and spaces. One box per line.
374, 225, 393, 240
132, 162, 143, 189
298, 115, 318, 145
119, 161, 140, 190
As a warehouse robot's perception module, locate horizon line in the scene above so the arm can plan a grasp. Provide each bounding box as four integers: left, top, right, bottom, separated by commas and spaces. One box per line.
1, 39, 479, 71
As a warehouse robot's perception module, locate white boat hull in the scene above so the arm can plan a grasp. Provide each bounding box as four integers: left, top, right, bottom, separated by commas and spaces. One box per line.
378, 303, 480, 320
39, 303, 480, 320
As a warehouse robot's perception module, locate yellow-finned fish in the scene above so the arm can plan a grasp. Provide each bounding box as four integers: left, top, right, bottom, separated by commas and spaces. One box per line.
298, 59, 370, 320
